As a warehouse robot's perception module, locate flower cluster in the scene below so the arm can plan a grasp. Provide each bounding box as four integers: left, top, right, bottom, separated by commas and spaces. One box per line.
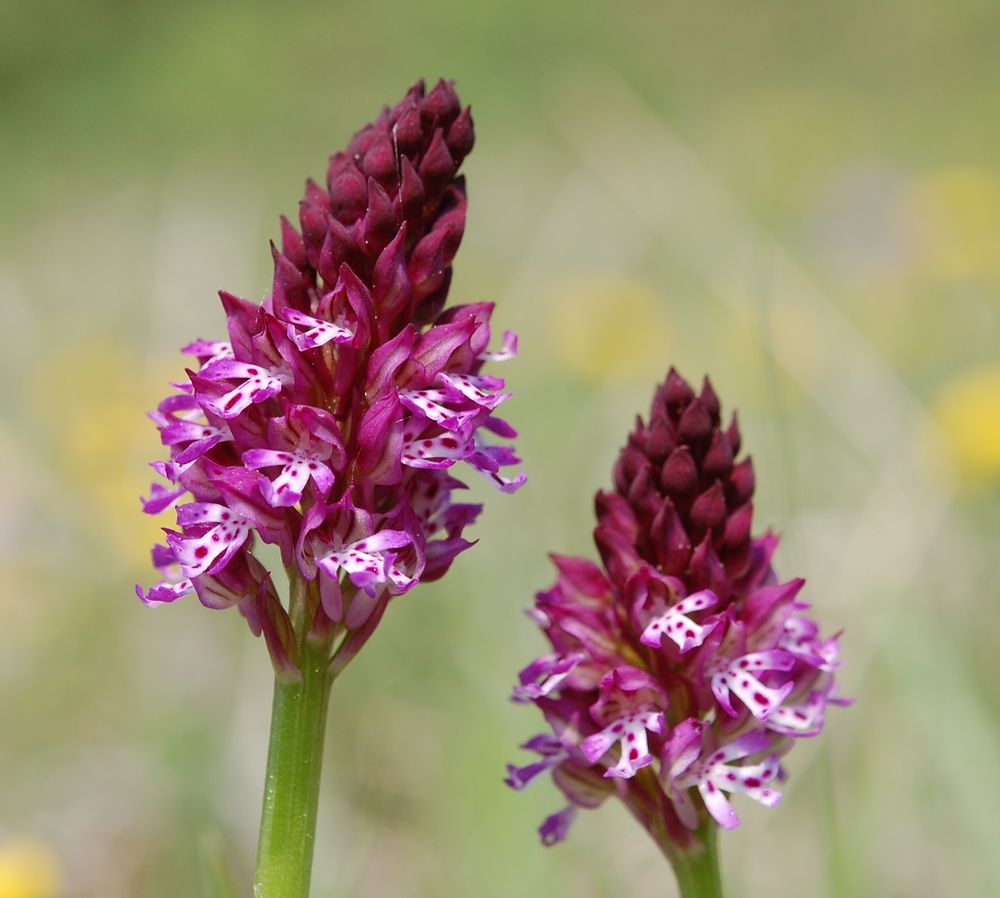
138, 80, 524, 676
507, 370, 844, 848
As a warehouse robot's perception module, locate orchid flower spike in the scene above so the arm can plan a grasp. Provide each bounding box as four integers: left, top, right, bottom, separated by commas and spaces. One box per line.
507, 369, 845, 891
138, 79, 524, 679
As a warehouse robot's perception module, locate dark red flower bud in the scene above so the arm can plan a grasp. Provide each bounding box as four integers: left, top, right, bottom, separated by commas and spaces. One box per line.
409, 218, 459, 301
699, 377, 721, 424
614, 438, 647, 494
299, 201, 330, 267
218, 291, 262, 359
677, 399, 713, 445
418, 129, 456, 200
728, 457, 755, 506
304, 178, 330, 210
347, 122, 380, 158
689, 480, 727, 542
664, 367, 695, 412
723, 501, 753, 549
397, 156, 426, 227
649, 497, 692, 575
644, 418, 675, 462
317, 216, 355, 284
327, 153, 369, 224
626, 464, 658, 513
269, 244, 310, 314
372, 226, 412, 336
421, 78, 461, 127
392, 100, 424, 157
687, 533, 729, 597
279, 216, 307, 270
594, 491, 640, 543
358, 178, 397, 258
595, 525, 641, 587
361, 132, 397, 187
726, 412, 742, 456
660, 446, 698, 499
702, 431, 734, 479
446, 106, 475, 164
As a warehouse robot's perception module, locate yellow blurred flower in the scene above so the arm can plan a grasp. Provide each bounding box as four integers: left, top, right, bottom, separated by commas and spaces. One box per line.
547, 276, 671, 382
0, 840, 59, 898
31, 342, 172, 562
910, 167, 1000, 280
931, 363, 1000, 483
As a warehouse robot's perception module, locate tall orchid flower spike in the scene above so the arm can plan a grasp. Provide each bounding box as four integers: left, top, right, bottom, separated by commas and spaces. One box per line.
137, 80, 523, 898
508, 369, 844, 898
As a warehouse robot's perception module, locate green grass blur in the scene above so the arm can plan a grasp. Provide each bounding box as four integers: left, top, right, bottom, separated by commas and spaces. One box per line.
2, 1, 999, 896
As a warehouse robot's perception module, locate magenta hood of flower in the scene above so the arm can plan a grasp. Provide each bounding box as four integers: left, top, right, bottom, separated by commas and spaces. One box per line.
508, 369, 845, 848
138, 80, 524, 675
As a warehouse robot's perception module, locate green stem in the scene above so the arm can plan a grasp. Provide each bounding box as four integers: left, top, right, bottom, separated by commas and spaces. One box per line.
253, 575, 335, 898
668, 823, 724, 898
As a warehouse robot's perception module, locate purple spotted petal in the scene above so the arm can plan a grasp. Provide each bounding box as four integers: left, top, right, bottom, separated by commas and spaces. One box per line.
136, 577, 193, 607
282, 307, 355, 350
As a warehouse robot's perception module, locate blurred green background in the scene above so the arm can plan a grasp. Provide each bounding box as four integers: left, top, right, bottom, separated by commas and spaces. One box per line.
2, 1, 999, 896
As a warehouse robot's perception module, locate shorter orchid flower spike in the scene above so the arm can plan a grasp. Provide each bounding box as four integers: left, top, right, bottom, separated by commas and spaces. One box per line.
507, 367, 844, 862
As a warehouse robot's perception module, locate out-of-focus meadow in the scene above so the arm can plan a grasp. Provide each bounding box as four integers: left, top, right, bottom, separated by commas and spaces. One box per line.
2, 2, 999, 896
